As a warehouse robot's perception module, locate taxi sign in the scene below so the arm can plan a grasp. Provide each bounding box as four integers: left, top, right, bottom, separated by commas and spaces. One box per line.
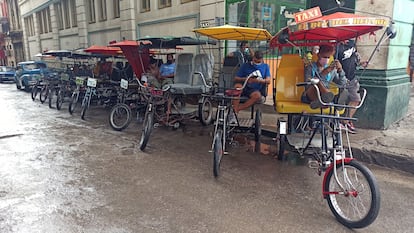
294, 7, 322, 23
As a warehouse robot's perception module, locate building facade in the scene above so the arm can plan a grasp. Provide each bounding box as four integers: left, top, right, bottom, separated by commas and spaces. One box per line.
4, 0, 24, 67
17, 0, 414, 129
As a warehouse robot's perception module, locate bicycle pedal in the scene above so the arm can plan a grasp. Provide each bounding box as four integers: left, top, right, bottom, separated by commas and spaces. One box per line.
308, 160, 320, 169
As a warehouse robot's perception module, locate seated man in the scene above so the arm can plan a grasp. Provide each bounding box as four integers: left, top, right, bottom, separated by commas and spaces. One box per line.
158, 53, 175, 86
230, 51, 270, 123
145, 58, 167, 88
302, 44, 347, 109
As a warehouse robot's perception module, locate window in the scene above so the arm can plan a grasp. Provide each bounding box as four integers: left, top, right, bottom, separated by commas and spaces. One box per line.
70, 0, 77, 27
159, 0, 171, 9
10, 0, 21, 30
98, 0, 107, 21
55, 0, 77, 30
62, 0, 70, 29
36, 7, 52, 34
36, 12, 43, 34
141, 0, 150, 12
88, 0, 96, 23
113, 0, 120, 18
54, 3, 64, 30
24, 16, 35, 36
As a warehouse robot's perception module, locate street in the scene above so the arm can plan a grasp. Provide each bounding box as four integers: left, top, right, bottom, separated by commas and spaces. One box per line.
1, 83, 414, 233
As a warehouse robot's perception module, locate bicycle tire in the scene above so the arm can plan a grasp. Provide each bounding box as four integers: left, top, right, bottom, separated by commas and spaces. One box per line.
213, 129, 224, 177
80, 95, 89, 120
324, 159, 380, 228
109, 103, 132, 131
56, 89, 64, 110
31, 85, 38, 101
254, 109, 262, 153
277, 134, 287, 161
198, 97, 213, 126
68, 92, 79, 115
139, 105, 154, 151
39, 86, 48, 103
48, 88, 55, 108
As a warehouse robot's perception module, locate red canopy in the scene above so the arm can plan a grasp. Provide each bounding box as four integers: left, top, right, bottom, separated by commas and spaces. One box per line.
109, 40, 153, 79
270, 12, 389, 48
84, 45, 123, 56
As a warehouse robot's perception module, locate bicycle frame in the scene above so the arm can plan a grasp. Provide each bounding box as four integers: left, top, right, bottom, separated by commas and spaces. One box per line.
210, 95, 232, 154
291, 80, 368, 195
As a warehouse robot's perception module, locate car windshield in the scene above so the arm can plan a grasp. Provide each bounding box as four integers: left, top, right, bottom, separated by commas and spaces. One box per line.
22, 63, 45, 70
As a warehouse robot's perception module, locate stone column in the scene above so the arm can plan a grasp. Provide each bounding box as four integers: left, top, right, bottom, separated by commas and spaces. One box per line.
48, 4, 60, 50
76, 0, 89, 48
355, 0, 414, 129
32, 13, 42, 54
120, 0, 136, 40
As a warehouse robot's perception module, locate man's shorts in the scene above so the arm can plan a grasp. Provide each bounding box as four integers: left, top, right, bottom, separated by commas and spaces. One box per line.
347, 79, 361, 102
241, 86, 266, 103
242, 86, 260, 98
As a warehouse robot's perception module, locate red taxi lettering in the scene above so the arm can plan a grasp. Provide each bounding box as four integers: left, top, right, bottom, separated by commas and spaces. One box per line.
294, 7, 322, 23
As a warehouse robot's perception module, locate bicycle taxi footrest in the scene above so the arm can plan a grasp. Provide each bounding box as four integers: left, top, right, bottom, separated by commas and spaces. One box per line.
170, 105, 198, 115
301, 113, 357, 122
238, 118, 254, 127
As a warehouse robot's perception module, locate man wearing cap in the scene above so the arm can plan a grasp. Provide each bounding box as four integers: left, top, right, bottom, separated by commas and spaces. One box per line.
229, 51, 270, 124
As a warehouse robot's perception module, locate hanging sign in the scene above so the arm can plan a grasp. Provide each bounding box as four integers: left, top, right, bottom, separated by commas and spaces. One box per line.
294, 6, 322, 24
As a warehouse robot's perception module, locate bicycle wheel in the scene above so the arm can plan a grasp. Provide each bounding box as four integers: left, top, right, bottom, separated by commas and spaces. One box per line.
48, 88, 55, 108
324, 159, 380, 228
109, 103, 132, 131
56, 89, 64, 110
80, 95, 89, 120
277, 134, 287, 161
213, 129, 224, 177
198, 97, 213, 126
39, 86, 48, 103
254, 109, 262, 153
31, 85, 38, 101
139, 105, 154, 151
68, 92, 79, 115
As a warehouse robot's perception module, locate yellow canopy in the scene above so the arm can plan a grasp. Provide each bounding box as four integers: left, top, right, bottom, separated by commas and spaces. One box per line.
193, 25, 272, 41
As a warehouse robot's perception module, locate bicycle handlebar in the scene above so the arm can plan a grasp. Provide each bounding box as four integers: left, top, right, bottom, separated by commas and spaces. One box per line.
235, 75, 254, 91
135, 75, 171, 92
297, 78, 367, 110
194, 71, 212, 89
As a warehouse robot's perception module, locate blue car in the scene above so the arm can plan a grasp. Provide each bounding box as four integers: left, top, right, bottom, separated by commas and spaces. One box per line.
0, 66, 16, 83
14, 61, 49, 91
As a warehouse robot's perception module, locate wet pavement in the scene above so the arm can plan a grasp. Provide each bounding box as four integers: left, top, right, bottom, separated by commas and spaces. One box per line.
1, 83, 414, 233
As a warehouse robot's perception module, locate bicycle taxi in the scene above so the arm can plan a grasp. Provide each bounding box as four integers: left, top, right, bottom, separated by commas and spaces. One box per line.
195, 9, 396, 228
110, 36, 217, 150
192, 25, 273, 177
68, 45, 127, 120
267, 10, 396, 228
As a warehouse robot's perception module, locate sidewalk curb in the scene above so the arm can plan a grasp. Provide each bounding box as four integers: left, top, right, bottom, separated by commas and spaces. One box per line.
352, 147, 414, 175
